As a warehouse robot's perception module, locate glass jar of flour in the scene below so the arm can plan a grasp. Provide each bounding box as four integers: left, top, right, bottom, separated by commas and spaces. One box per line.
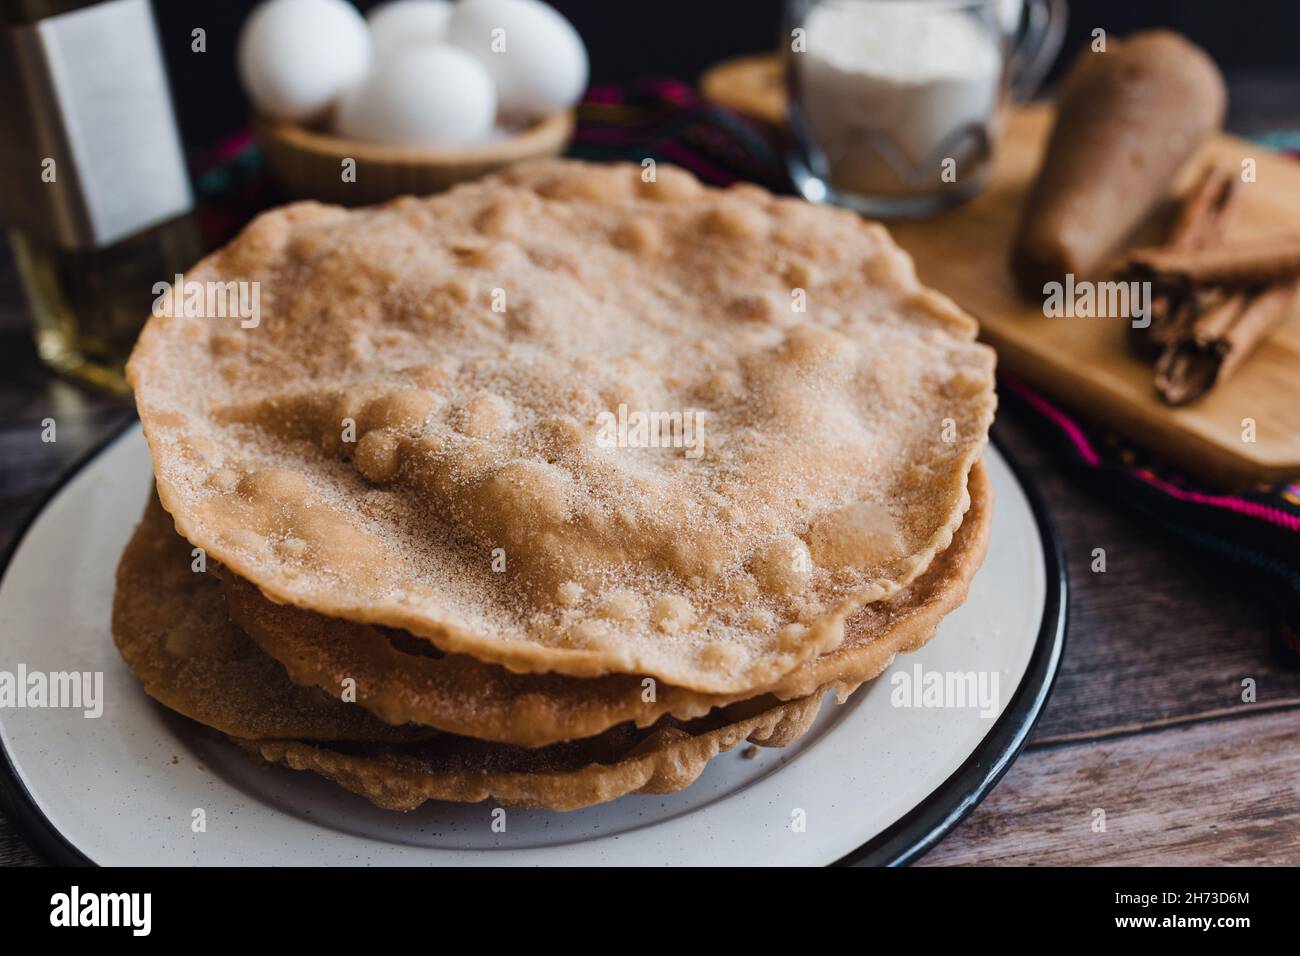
785, 0, 1066, 217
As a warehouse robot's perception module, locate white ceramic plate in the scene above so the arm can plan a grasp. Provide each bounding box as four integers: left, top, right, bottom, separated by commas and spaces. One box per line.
0, 425, 1063, 866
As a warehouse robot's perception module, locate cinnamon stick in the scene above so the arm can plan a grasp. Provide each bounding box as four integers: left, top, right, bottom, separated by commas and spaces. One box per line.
1155, 279, 1300, 405
1128, 164, 1241, 359
1167, 164, 1240, 251
1123, 163, 1299, 404
1128, 235, 1300, 289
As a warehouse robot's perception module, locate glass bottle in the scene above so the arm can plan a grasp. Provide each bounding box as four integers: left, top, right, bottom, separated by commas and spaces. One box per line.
0, 0, 202, 393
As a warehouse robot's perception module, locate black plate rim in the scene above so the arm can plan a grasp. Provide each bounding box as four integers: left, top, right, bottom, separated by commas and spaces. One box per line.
835, 423, 1068, 866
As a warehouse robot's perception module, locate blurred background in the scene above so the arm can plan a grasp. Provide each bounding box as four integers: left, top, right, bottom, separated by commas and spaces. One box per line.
158, 0, 1300, 151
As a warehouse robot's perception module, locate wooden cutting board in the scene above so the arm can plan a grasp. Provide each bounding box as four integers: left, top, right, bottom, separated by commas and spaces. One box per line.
887, 104, 1300, 487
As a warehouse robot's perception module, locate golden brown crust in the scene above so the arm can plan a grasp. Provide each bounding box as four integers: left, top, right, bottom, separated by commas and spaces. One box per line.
221, 460, 993, 746
115, 490, 845, 809
128, 158, 995, 695
112, 465, 989, 810
233, 689, 830, 812
111, 492, 431, 743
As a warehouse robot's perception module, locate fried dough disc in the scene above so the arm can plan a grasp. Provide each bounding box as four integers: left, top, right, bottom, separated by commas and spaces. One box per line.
233, 689, 831, 812
128, 159, 995, 694
115, 494, 837, 810
112, 493, 431, 743
222, 460, 991, 747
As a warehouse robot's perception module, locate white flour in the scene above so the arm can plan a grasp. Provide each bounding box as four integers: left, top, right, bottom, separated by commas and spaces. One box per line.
797, 0, 1004, 197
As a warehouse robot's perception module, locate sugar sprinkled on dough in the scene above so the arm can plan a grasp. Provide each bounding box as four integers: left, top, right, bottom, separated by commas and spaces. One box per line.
127, 159, 994, 694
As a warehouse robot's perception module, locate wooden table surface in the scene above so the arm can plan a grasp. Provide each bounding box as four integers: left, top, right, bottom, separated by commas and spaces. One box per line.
3, 89, 1299, 866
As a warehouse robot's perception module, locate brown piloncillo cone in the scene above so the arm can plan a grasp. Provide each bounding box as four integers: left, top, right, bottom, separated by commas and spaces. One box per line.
1011, 31, 1226, 299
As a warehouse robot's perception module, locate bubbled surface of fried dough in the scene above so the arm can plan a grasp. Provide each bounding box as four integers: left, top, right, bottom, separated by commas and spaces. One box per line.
221, 460, 991, 746
128, 159, 995, 694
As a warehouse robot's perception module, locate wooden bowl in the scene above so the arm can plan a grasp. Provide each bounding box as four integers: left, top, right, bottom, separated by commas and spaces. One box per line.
255, 110, 575, 206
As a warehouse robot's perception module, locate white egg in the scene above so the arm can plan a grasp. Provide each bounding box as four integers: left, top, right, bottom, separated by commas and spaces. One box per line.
446, 0, 588, 123
238, 0, 372, 122
334, 45, 497, 147
367, 0, 453, 59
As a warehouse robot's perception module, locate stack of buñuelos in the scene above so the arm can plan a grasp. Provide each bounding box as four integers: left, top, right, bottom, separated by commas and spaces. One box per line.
115, 159, 995, 811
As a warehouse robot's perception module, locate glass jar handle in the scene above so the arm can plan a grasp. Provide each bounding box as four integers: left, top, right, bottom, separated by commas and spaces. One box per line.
1009, 0, 1068, 101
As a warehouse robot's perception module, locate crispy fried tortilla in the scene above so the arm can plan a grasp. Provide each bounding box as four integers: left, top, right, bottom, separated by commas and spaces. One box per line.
128, 159, 995, 694
222, 461, 992, 746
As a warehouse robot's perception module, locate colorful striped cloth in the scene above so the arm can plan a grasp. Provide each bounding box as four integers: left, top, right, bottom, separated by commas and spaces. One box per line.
1001, 375, 1300, 668
193, 77, 1300, 667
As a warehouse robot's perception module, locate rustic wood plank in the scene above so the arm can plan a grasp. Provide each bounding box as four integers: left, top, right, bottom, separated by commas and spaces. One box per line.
992, 418, 1300, 742
0, 828, 41, 867
920, 707, 1300, 866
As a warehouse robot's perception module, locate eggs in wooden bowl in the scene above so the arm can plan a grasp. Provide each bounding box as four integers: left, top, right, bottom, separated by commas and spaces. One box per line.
238, 0, 586, 203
